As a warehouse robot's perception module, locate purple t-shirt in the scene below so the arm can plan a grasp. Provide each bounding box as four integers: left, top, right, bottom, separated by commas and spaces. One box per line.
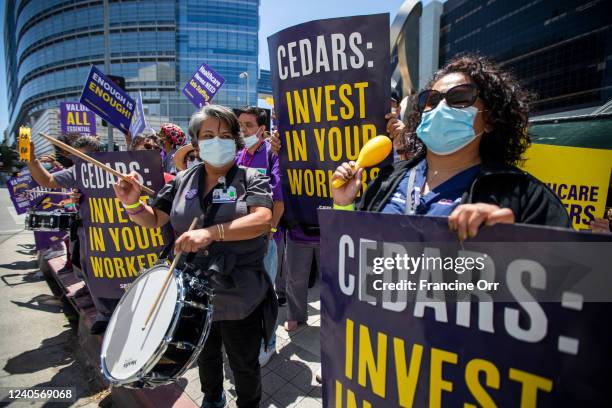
288, 226, 320, 243
236, 140, 283, 202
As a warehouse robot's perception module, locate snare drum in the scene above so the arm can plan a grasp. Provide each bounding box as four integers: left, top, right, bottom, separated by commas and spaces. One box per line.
101, 263, 213, 388
25, 210, 76, 232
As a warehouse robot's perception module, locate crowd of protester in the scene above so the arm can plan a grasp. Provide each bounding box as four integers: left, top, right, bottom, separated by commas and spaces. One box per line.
21, 53, 612, 408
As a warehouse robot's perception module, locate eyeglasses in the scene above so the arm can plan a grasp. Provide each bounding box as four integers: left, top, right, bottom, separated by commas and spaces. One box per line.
417, 83, 479, 112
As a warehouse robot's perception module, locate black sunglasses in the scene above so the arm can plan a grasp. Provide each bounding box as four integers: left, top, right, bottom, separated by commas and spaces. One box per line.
417, 83, 479, 112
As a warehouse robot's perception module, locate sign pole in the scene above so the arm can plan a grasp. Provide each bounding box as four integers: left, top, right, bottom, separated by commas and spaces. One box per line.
103, 0, 114, 151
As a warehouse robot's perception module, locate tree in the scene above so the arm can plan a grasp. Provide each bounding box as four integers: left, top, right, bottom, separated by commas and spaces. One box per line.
0, 144, 19, 173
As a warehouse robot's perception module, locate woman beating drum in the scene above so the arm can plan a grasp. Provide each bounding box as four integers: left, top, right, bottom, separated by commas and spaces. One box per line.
113, 105, 277, 408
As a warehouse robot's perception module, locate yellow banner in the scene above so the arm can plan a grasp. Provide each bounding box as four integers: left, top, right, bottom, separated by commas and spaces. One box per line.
521, 144, 612, 230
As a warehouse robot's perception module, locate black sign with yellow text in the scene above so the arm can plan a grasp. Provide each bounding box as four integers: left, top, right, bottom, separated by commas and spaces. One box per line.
75, 150, 170, 298
268, 14, 391, 224
319, 210, 612, 407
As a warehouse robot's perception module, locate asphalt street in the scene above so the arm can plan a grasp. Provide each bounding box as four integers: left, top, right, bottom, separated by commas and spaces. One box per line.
0, 187, 26, 245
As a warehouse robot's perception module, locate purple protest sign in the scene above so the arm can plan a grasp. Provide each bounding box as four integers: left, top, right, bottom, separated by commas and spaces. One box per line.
74, 150, 171, 298
6, 173, 32, 215
268, 14, 391, 224
182, 62, 225, 108
60, 102, 96, 136
129, 91, 148, 137
27, 171, 72, 250
319, 210, 612, 407
80, 65, 135, 134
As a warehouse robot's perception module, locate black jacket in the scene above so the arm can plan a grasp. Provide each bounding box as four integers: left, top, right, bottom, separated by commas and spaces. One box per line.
357, 153, 572, 229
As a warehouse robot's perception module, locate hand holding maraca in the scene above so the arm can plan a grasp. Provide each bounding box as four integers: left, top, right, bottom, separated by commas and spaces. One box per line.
331, 135, 392, 206
331, 162, 364, 206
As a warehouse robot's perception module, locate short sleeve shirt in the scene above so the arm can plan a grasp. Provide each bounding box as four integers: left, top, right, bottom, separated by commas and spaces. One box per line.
161, 149, 177, 174
53, 167, 79, 190
236, 141, 283, 202
151, 163, 273, 321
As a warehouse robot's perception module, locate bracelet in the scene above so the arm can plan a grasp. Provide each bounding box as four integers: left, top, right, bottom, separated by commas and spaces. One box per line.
123, 200, 142, 209
216, 224, 225, 241
126, 205, 146, 217
270, 227, 278, 233
333, 202, 355, 211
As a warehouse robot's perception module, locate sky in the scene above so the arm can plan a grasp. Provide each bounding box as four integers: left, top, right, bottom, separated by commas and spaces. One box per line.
0, 0, 405, 136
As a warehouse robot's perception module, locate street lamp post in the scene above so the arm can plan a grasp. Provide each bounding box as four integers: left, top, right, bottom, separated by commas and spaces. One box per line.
239, 72, 249, 105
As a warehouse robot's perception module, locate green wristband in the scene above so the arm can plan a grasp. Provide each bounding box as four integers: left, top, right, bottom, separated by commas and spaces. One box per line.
333, 202, 355, 211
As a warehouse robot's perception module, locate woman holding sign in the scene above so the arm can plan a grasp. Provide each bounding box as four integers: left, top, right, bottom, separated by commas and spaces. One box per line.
113, 105, 276, 408
332, 54, 571, 234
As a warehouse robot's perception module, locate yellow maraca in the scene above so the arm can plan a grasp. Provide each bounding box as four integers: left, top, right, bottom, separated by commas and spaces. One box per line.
332, 135, 392, 189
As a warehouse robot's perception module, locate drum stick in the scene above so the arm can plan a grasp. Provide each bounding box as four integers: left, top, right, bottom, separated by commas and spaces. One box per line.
39, 133, 155, 195
142, 217, 199, 330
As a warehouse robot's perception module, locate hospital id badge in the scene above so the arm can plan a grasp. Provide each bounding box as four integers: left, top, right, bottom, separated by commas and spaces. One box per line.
212, 186, 237, 203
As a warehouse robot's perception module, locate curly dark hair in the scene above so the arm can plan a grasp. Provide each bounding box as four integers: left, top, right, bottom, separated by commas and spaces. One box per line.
403, 54, 534, 166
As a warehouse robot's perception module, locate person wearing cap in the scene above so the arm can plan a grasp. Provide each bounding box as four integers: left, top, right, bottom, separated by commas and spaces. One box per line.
158, 123, 186, 174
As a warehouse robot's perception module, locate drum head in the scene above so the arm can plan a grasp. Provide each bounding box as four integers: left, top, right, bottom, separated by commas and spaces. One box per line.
101, 264, 180, 383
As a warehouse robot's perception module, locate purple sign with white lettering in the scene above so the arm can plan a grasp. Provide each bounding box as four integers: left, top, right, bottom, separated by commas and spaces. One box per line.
60, 102, 96, 136
182, 63, 225, 108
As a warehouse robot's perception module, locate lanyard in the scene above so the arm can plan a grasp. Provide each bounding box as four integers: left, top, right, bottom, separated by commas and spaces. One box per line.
404, 167, 420, 215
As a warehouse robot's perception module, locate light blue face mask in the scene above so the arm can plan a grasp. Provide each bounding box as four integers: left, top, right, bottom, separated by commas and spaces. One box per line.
416, 100, 482, 155
198, 137, 236, 168
242, 133, 260, 149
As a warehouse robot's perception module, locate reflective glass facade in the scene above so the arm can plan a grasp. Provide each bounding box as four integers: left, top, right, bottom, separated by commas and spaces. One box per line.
257, 68, 271, 96
439, 0, 612, 114
4, 0, 260, 142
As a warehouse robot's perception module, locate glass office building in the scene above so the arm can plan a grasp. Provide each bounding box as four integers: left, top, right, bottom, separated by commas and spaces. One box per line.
439, 0, 612, 114
3, 0, 260, 145
257, 68, 272, 99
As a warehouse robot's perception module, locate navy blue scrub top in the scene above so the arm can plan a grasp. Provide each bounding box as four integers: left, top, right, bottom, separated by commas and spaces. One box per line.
381, 159, 480, 216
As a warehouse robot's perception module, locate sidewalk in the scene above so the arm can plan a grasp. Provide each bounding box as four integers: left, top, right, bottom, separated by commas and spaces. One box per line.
0, 231, 108, 407
178, 287, 323, 407
0, 228, 323, 407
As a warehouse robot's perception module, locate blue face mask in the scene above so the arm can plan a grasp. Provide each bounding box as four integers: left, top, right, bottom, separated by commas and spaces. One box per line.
416, 101, 482, 155
242, 133, 260, 149
198, 137, 236, 168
